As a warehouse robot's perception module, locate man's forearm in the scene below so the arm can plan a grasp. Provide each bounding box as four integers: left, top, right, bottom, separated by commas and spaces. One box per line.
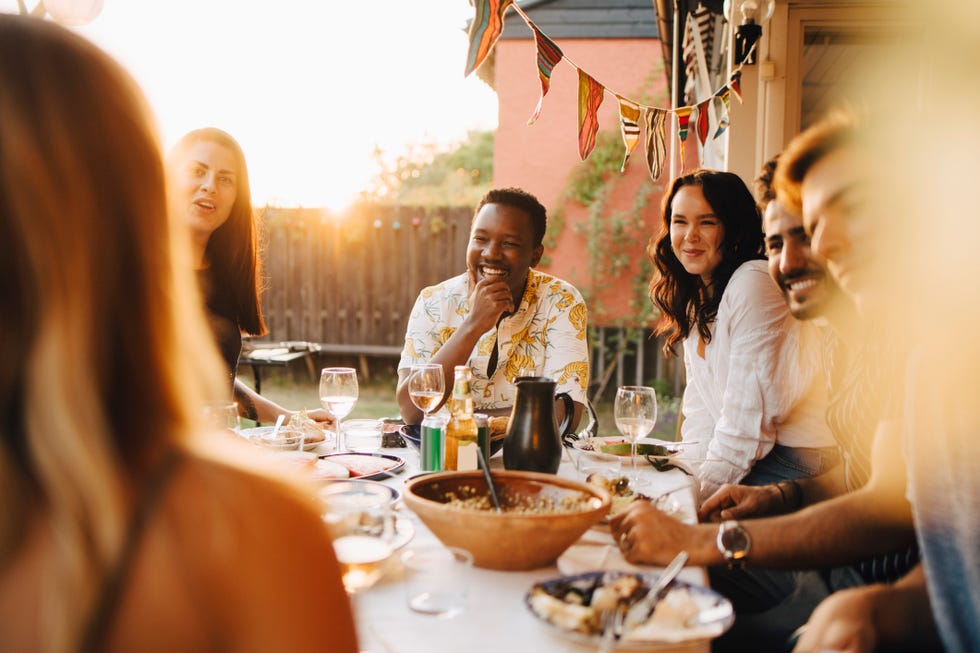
683, 483, 915, 568
742, 484, 915, 569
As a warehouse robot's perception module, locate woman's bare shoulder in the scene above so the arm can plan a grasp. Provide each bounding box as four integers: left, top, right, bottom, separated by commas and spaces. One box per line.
160, 446, 358, 652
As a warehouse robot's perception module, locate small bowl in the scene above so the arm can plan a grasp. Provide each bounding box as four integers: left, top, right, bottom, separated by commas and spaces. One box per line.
399, 424, 507, 457
403, 470, 610, 570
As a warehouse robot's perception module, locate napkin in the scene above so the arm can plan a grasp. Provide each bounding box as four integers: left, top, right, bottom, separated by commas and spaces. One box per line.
557, 529, 644, 576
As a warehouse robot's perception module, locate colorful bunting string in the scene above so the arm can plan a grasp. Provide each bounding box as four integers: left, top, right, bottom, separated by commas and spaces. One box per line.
465, 0, 758, 182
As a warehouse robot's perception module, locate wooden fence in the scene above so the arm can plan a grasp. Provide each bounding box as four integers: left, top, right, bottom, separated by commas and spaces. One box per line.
259, 205, 472, 349
255, 205, 685, 398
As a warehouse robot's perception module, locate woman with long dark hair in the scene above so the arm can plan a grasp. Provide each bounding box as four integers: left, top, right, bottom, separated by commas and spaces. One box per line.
167, 128, 331, 425
649, 170, 836, 500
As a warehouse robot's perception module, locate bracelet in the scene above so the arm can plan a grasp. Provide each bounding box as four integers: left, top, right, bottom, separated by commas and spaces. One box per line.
775, 479, 803, 511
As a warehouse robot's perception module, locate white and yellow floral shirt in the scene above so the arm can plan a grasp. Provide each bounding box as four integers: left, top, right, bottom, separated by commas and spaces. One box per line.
399, 269, 590, 409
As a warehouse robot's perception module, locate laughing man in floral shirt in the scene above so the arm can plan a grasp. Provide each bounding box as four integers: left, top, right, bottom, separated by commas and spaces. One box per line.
396, 188, 590, 430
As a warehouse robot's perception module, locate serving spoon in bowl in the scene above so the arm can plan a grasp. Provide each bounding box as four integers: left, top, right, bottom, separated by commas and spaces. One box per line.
476, 447, 503, 513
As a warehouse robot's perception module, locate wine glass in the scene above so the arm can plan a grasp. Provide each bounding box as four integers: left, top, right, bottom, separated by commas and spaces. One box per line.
321, 482, 394, 593
319, 367, 358, 451
614, 386, 658, 488
408, 363, 445, 418
202, 401, 240, 434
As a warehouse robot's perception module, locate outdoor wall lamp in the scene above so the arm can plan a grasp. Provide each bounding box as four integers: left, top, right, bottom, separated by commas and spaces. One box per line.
723, 0, 775, 65
16, 0, 104, 26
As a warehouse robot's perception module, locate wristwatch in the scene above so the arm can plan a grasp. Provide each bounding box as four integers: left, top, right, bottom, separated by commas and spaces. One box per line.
716, 520, 751, 569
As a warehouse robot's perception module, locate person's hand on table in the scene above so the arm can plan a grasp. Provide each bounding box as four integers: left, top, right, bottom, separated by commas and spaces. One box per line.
698, 483, 786, 522
610, 500, 695, 566
302, 408, 335, 429
466, 269, 514, 334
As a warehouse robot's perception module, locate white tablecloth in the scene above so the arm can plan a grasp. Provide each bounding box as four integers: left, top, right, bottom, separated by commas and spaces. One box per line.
354, 446, 711, 653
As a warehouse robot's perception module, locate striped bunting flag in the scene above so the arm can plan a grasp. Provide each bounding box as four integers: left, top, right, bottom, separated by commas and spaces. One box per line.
527, 23, 564, 125
675, 105, 693, 165
577, 69, 605, 160
712, 86, 732, 138
617, 96, 642, 172
644, 108, 668, 181
464, 0, 514, 77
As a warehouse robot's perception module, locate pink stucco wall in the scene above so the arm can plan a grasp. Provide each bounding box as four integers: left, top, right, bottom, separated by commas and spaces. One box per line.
493, 38, 673, 326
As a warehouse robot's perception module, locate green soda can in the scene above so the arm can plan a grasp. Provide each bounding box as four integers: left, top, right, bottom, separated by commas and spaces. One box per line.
474, 413, 491, 465
420, 415, 446, 472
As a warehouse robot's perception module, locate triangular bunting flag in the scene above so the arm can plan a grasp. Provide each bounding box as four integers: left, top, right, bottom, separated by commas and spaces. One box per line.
616, 96, 642, 172
713, 111, 730, 139
714, 85, 732, 113
729, 70, 743, 103
577, 69, 605, 160
695, 99, 710, 149
465, 0, 514, 77
527, 23, 564, 125
675, 105, 693, 165
643, 108, 668, 181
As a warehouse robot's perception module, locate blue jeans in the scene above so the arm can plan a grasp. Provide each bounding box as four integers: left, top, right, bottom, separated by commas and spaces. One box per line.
740, 444, 840, 486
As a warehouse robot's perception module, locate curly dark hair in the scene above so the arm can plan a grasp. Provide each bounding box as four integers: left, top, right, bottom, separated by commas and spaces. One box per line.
648, 170, 765, 356
475, 187, 547, 246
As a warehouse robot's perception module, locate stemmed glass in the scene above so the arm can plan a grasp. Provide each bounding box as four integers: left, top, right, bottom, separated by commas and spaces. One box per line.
614, 386, 658, 488
319, 367, 358, 452
202, 401, 240, 434
408, 363, 445, 418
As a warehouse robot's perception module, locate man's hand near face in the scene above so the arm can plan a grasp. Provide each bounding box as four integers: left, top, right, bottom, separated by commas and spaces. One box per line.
466, 268, 515, 334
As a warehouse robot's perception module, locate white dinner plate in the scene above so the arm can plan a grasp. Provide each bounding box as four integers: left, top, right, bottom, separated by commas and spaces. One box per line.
525, 571, 733, 649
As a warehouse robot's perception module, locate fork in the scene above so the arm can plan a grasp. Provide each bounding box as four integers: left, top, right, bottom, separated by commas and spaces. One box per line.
597, 605, 623, 653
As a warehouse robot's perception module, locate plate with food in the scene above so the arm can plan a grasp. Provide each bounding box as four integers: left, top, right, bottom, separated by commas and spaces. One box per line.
573, 437, 690, 471
525, 571, 733, 649
583, 474, 653, 519
241, 425, 328, 452
317, 452, 406, 481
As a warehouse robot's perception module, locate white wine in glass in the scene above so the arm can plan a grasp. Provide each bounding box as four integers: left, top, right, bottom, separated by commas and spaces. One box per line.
319, 367, 358, 451
614, 386, 658, 488
408, 363, 445, 417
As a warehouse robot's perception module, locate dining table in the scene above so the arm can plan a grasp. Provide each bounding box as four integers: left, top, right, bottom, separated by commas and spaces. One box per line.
344, 440, 714, 653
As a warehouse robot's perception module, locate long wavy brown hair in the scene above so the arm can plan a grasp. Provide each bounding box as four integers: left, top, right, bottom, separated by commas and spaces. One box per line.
648, 170, 765, 356
0, 15, 225, 650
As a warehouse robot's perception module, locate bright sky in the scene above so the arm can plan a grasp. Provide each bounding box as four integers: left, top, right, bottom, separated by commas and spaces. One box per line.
2, 1, 498, 210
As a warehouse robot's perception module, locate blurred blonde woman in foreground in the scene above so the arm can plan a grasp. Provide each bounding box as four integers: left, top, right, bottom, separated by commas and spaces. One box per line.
0, 14, 357, 653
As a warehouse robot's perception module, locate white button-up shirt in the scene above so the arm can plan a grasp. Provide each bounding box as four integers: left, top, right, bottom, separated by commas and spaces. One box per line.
678, 260, 836, 497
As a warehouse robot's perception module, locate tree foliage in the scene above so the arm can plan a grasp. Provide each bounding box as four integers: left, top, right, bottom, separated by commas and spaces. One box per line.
366, 129, 494, 207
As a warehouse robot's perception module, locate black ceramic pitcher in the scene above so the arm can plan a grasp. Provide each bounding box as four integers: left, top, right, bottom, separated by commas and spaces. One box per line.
502, 376, 574, 474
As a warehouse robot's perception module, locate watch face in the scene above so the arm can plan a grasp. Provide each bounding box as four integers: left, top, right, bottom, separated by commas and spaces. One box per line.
721, 526, 750, 554
718, 521, 751, 563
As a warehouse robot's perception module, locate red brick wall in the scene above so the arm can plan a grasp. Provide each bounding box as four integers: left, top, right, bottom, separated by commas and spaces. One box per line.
493, 38, 673, 325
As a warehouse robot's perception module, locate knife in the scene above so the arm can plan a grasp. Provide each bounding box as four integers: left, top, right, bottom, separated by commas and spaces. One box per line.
622, 551, 689, 631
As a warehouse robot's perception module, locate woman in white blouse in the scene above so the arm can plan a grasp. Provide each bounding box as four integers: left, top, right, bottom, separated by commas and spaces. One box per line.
648, 170, 837, 500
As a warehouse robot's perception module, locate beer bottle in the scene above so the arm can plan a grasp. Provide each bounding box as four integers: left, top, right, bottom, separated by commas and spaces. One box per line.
444, 366, 479, 471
